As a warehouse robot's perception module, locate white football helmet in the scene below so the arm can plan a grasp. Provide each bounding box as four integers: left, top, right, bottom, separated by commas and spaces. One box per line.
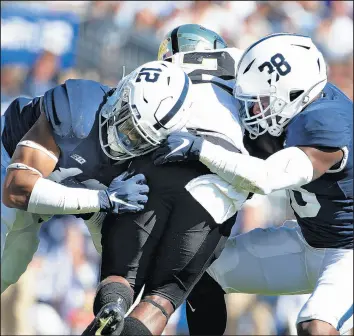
234, 33, 327, 138
99, 60, 193, 160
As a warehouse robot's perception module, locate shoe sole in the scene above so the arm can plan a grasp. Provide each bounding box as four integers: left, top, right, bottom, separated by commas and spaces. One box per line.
94, 305, 124, 335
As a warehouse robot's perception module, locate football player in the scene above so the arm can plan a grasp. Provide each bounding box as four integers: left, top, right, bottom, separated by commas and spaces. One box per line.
158, 24, 286, 336
154, 33, 353, 335
81, 26, 251, 336
1, 60, 192, 294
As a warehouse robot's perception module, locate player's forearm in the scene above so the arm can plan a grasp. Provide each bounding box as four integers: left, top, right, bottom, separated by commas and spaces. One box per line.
3, 174, 104, 215
27, 177, 105, 214
199, 141, 313, 195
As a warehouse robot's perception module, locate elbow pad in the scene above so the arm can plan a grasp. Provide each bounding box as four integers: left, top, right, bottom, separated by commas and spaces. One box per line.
200, 142, 313, 194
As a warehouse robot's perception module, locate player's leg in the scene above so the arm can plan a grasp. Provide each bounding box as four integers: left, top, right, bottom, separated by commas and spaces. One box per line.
184, 221, 315, 335
297, 248, 353, 336
125, 191, 236, 335
186, 271, 228, 335
185, 215, 236, 336
82, 184, 172, 336
207, 221, 315, 296
1, 146, 43, 294
1, 117, 12, 259
1, 207, 43, 294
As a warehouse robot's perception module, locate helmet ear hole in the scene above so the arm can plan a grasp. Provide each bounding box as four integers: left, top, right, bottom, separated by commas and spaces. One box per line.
289, 90, 304, 102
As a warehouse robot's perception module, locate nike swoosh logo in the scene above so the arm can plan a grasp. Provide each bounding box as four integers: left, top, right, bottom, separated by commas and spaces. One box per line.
187, 300, 196, 313
165, 138, 190, 159
110, 194, 139, 209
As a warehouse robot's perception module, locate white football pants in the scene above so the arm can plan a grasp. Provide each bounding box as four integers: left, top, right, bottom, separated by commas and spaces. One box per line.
208, 221, 353, 334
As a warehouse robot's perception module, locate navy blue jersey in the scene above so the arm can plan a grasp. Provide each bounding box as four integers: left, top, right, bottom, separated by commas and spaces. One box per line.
2, 96, 42, 157
2, 79, 124, 189
285, 83, 353, 249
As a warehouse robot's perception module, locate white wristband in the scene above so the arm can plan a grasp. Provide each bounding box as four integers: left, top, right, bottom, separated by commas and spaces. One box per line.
27, 177, 101, 215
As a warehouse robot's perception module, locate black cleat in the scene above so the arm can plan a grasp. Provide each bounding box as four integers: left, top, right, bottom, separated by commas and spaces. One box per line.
90, 302, 125, 335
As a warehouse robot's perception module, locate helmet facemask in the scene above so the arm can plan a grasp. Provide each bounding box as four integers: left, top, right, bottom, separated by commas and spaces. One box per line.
100, 60, 194, 160
235, 72, 326, 139
99, 78, 161, 161
235, 72, 288, 139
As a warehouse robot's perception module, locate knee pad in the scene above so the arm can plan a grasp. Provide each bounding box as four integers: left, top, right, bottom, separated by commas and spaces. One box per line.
93, 282, 133, 316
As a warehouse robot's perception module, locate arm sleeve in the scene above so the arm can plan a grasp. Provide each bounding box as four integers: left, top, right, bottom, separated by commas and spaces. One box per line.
27, 177, 102, 214
199, 141, 313, 195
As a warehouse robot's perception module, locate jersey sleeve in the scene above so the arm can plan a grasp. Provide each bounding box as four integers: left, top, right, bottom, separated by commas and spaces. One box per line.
2, 96, 42, 156
285, 101, 352, 149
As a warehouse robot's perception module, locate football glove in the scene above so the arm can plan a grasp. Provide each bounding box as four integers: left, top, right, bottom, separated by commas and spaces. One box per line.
153, 132, 203, 165
99, 171, 149, 214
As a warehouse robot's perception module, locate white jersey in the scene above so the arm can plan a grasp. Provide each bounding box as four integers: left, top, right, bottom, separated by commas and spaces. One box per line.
168, 48, 250, 224
187, 81, 247, 154
169, 47, 247, 154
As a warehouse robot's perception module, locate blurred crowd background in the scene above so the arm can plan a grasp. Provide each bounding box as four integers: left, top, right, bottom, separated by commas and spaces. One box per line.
1, 1, 353, 335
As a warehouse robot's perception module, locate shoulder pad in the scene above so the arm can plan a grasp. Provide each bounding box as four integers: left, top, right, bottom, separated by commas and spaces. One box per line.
43, 79, 111, 139
286, 91, 352, 149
